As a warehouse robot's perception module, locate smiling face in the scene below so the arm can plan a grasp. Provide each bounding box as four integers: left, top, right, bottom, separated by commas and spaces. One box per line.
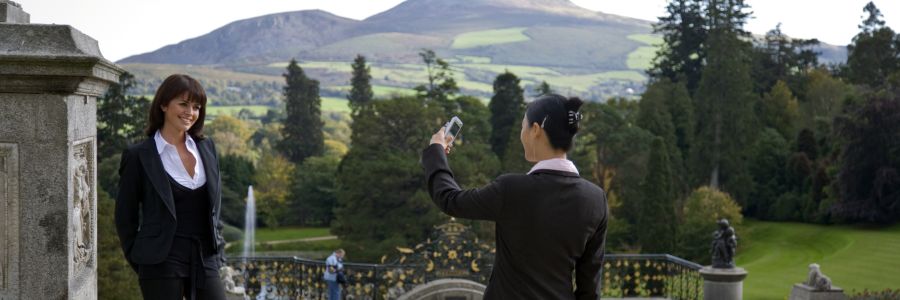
160, 92, 201, 133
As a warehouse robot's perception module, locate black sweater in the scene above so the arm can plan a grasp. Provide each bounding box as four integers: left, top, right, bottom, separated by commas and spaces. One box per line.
421, 144, 608, 300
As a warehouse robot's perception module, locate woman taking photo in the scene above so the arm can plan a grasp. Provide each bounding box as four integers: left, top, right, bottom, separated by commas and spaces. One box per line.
115, 74, 227, 300
422, 94, 609, 299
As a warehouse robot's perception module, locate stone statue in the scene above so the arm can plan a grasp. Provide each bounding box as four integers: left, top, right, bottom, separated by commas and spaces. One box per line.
220, 266, 247, 296
72, 152, 91, 264
711, 218, 737, 268
789, 263, 846, 300
221, 266, 237, 291
806, 263, 833, 291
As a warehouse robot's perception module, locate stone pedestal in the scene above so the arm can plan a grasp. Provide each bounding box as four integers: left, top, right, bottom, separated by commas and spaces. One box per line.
700, 266, 748, 300
0, 4, 123, 299
789, 284, 848, 300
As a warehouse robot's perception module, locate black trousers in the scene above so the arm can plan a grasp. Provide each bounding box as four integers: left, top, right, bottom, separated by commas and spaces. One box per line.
139, 277, 226, 300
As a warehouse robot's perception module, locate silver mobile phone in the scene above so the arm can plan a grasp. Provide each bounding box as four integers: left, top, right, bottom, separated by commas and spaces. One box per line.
444, 116, 463, 145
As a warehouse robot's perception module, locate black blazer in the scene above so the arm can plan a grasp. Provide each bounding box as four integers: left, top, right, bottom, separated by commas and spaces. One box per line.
421, 144, 608, 300
114, 136, 226, 272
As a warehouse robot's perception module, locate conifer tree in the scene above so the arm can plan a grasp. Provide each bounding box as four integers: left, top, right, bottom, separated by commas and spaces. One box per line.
279, 59, 324, 164
638, 138, 677, 253
650, 0, 708, 94
846, 2, 899, 88
348, 54, 374, 115
97, 72, 149, 160
489, 71, 525, 159
692, 1, 757, 201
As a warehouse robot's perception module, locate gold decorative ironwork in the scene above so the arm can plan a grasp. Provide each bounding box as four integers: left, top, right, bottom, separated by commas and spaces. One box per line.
224, 222, 703, 300
380, 218, 495, 285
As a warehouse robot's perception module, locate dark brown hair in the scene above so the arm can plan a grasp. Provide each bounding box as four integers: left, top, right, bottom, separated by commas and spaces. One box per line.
144, 74, 208, 139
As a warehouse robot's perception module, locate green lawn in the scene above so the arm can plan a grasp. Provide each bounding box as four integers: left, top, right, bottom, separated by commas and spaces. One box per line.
737, 220, 900, 299
253, 227, 332, 243
451, 27, 531, 49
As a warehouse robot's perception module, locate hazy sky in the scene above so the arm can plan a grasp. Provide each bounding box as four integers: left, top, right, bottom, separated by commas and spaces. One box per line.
15, 0, 900, 62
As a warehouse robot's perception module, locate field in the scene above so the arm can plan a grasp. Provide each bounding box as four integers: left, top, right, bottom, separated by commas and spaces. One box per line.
738, 220, 900, 299
206, 97, 349, 117
626, 34, 662, 70
206, 105, 272, 116
321, 97, 351, 112
451, 27, 531, 49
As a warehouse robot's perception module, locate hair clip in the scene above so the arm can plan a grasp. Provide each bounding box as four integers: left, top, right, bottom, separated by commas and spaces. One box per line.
568, 111, 583, 125
541, 115, 548, 128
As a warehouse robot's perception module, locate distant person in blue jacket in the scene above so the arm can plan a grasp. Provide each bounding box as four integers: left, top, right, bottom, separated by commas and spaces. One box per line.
323, 249, 345, 299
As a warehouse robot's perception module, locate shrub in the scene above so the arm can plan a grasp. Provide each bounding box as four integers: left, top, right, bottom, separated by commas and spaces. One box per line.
850, 289, 900, 300
222, 222, 244, 243
676, 186, 743, 264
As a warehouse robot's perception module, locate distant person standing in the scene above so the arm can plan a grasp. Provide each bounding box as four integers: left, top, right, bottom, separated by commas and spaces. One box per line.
422, 94, 609, 299
323, 249, 346, 299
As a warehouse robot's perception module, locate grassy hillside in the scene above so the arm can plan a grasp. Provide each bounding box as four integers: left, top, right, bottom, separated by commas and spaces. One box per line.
124, 63, 281, 83
737, 220, 900, 299
626, 34, 662, 70
451, 27, 531, 49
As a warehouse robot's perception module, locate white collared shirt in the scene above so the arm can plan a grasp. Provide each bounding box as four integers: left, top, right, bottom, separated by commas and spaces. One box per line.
154, 130, 206, 190
527, 158, 580, 175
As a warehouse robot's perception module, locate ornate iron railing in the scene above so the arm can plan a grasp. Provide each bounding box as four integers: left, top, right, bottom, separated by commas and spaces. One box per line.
225, 253, 703, 300
223, 220, 703, 299
227, 257, 423, 299
600, 254, 703, 300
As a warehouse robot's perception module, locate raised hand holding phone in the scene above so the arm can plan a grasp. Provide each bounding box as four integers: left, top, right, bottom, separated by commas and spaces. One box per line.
431, 116, 463, 155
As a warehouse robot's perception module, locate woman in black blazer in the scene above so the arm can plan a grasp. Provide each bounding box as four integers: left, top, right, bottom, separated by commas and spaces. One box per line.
422, 94, 609, 300
115, 74, 227, 300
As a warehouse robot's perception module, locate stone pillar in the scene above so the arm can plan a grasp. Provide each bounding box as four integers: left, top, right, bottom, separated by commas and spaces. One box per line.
700, 266, 748, 300
0, 1, 124, 299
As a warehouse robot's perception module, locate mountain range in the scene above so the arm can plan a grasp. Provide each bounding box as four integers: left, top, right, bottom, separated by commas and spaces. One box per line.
119, 0, 847, 102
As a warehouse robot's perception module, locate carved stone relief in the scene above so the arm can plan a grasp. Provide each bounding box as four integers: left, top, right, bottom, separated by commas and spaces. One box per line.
0, 143, 19, 294
72, 140, 94, 267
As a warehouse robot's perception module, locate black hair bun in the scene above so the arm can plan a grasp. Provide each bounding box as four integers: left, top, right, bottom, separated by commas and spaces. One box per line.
565, 97, 584, 112
564, 97, 584, 133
